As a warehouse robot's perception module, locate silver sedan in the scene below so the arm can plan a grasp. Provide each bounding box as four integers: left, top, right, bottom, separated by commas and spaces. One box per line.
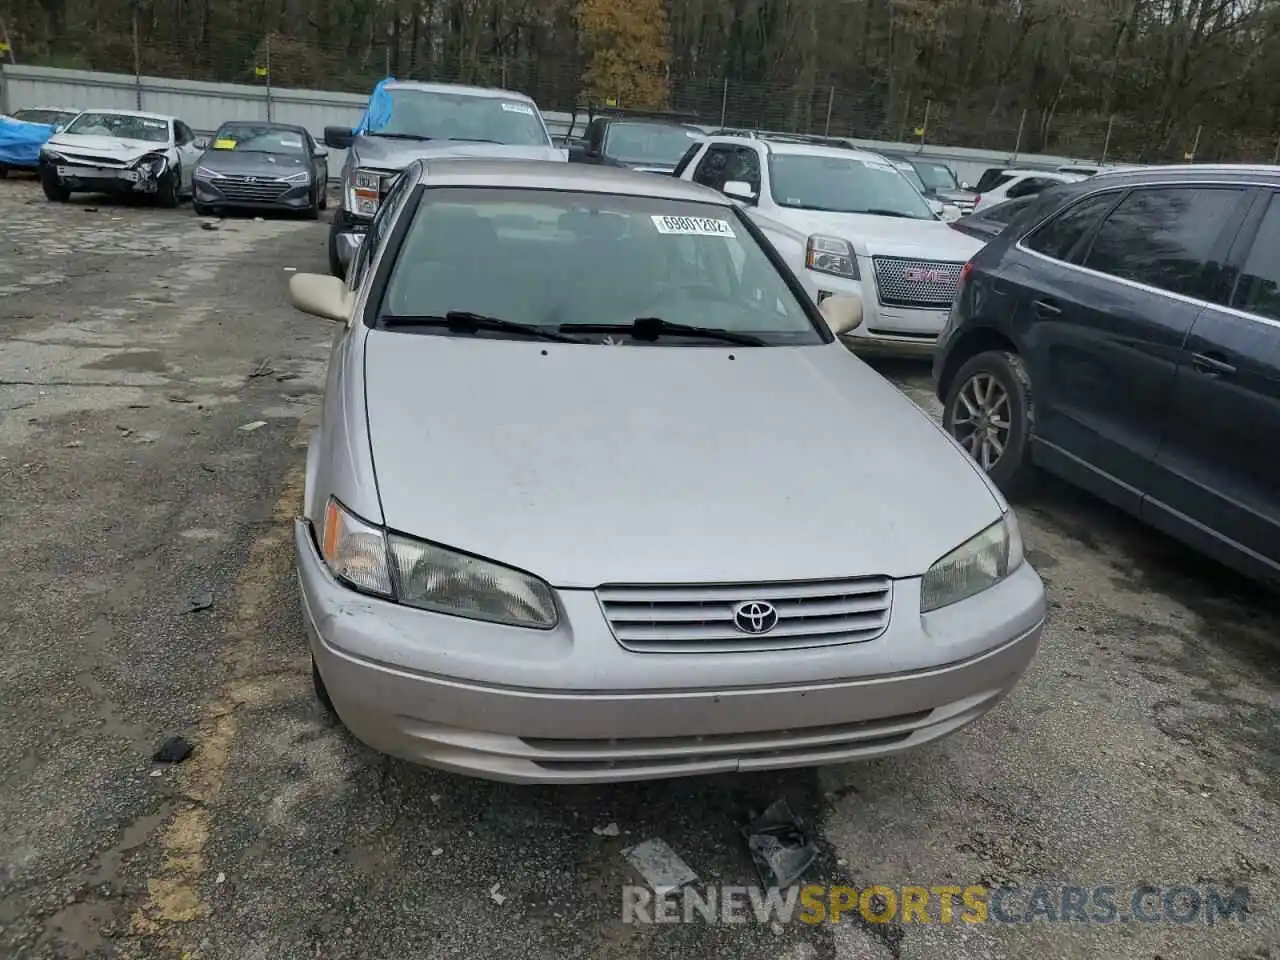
287, 158, 1046, 784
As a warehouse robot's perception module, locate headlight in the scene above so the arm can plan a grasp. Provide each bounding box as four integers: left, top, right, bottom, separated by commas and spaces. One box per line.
132, 153, 168, 175
316, 497, 557, 628
284, 170, 311, 183
194, 166, 219, 180
389, 536, 557, 629
347, 168, 380, 216
41, 148, 63, 161
806, 235, 860, 279
320, 498, 393, 596
920, 512, 1024, 613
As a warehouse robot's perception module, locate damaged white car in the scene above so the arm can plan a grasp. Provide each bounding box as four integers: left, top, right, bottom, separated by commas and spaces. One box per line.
38, 109, 206, 206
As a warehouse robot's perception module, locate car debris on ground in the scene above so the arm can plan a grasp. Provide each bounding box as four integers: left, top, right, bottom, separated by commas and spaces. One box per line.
623, 838, 698, 896
742, 799, 818, 889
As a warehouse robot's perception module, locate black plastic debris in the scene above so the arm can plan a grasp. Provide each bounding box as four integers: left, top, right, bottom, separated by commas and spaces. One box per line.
152, 735, 195, 764
200, 221, 219, 231
742, 800, 818, 888
178, 590, 213, 614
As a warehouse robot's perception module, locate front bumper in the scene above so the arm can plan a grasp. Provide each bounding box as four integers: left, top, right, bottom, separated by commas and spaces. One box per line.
44, 159, 163, 193
295, 519, 1046, 784
193, 177, 313, 210
330, 209, 371, 268
802, 259, 950, 358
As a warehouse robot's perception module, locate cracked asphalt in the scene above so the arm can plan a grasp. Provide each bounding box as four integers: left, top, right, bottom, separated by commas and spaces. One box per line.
0, 176, 1275, 960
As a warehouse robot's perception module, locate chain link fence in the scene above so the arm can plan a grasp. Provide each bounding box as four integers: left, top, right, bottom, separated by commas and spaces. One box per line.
8, 25, 1280, 165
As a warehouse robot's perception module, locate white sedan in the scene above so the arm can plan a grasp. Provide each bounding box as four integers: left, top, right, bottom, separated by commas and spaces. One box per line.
971, 169, 1086, 212
38, 109, 206, 206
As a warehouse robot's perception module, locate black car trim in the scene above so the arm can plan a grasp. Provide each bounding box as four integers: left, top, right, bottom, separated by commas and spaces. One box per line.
1013, 179, 1280, 330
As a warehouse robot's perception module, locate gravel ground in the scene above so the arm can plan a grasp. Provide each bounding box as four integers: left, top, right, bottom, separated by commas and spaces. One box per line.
0, 177, 1275, 960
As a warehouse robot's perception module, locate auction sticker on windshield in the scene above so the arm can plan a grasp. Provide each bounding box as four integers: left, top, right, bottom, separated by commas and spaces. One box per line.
501, 102, 535, 115
651, 215, 735, 237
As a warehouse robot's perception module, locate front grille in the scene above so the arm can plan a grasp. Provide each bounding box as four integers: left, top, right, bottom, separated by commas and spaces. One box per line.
58, 154, 130, 168
216, 177, 290, 202
873, 256, 965, 309
597, 577, 892, 653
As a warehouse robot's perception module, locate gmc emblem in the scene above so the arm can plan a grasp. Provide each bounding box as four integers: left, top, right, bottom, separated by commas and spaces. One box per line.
904, 267, 949, 283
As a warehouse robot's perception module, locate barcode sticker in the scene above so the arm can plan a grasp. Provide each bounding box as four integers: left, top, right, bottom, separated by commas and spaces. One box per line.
651, 215, 735, 237
501, 102, 535, 116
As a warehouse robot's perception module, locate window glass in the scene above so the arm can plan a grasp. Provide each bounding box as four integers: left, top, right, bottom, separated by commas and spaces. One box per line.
211, 123, 307, 155
912, 160, 960, 191
64, 112, 169, 143
692, 145, 736, 191
368, 89, 548, 146
604, 121, 703, 166
1082, 187, 1246, 296
984, 197, 1032, 225
377, 188, 823, 344
767, 153, 936, 219
1231, 195, 1280, 321
1023, 192, 1119, 261
672, 143, 703, 177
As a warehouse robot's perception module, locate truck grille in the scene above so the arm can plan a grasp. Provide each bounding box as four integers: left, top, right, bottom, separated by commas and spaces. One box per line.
597, 577, 892, 653
873, 256, 965, 309
216, 177, 290, 202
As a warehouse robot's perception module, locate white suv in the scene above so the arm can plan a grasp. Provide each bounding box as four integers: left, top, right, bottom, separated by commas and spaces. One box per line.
674, 135, 984, 356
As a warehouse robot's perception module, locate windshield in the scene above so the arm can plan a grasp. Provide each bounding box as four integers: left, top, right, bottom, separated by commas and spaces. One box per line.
13, 109, 75, 126
210, 124, 308, 155
769, 154, 937, 219
912, 160, 960, 191
64, 112, 169, 143
367, 89, 549, 146
604, 121, 702, 165
378, 188, 823, 345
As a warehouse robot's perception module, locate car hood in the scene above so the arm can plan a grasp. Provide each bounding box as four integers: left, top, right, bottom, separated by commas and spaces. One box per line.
936, 188, 978, 204
754, 207, 984, 261
45, 134, 167, 163
361, 335, 1002, 587
197, 150, 310, 176
624, 161, 678, 174
352, 137, 566, 169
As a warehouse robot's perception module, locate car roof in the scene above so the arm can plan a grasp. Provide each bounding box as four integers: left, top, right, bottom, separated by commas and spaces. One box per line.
215, 119, 308, 133
410, 157, 735, 203
16, 106, 78, 113
383, 80, 535, 103
704, 135, 888, 163
1089, 162, 1280, 184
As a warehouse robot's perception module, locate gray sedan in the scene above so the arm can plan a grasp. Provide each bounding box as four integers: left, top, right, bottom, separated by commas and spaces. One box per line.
286, 159, 1046, 784
193, 121, 328, 218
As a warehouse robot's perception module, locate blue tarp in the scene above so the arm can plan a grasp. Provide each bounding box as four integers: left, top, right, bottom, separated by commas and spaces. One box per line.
0, 116, 56, 168
353, 77, 396, 134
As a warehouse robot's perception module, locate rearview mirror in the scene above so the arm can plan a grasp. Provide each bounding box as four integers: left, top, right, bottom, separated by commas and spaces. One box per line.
324, 126, 355, 149
819, 294, 863, 337
290, 273, 350, 323
723, 180, 757, 203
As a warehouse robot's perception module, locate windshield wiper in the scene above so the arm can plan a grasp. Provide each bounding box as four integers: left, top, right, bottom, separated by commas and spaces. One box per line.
563, 317, 765, 346
861, 208, 926, 219
441, 137, 503, 144
367, 132, 433, 141
380, 311, 584, 343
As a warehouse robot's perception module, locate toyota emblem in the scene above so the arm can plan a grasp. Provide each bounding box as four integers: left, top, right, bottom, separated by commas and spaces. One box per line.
732, 600, 779, 635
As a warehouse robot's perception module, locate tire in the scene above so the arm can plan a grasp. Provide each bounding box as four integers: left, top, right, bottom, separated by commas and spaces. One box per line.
0, 164, 9, 179
155, 169, 180, 209
304, 185, 320, 220
312, 657, 340, 721
41, 166, 70, 202
327, 218, 347, 280
942, 349, 1036, 498
318, 185, 328, 210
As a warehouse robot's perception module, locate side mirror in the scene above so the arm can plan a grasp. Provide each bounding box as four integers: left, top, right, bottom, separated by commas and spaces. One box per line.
290, 273, 351, 323
961, 182, 973, 191
723, 180, 757, 203
941, 203, 962, 222
819, 293, 863, 337
193, 136, 210, 150
927, 198, 945, 217
324, 126, 355, 149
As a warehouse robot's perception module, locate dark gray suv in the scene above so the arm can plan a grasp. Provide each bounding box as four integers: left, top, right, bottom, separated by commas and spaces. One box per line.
933, 164, 1280, 584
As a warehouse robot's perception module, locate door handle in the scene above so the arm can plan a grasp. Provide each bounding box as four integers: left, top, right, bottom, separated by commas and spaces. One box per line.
1031, 298, 1062, 317
1191, 352, 1237, 377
